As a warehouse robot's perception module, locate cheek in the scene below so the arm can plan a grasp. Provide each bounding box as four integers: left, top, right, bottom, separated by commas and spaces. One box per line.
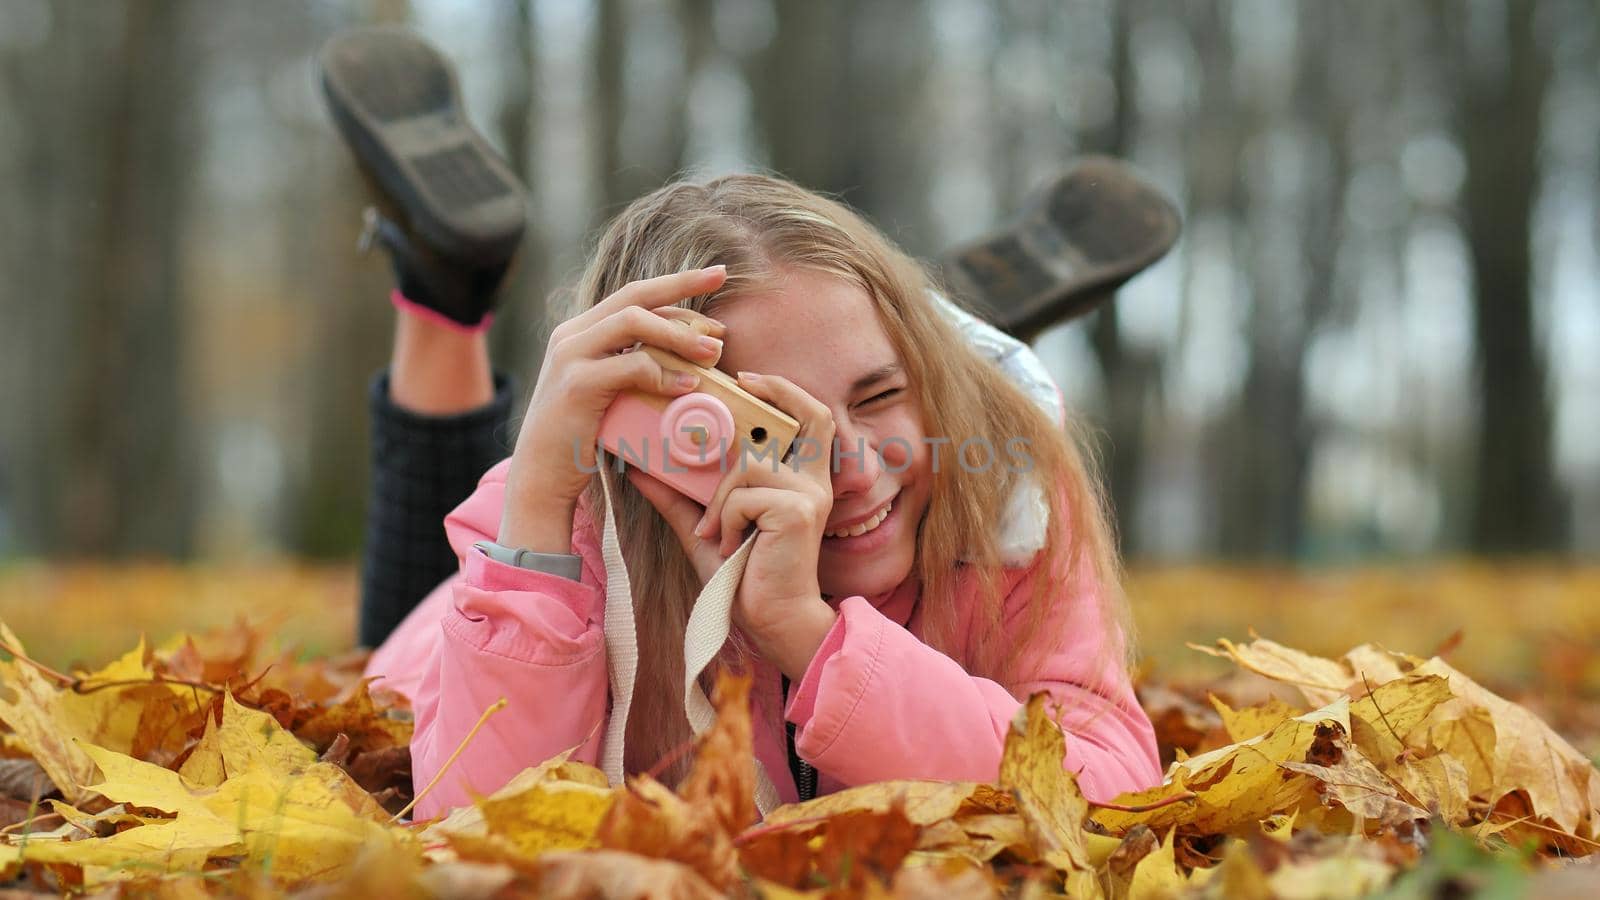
872, 410, 929, 476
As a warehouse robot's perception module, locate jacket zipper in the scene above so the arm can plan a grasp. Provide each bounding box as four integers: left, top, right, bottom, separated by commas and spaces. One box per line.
780, 676, 817, 802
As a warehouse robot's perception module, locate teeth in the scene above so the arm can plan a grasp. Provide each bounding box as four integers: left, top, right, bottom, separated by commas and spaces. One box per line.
826, 500, 892, 539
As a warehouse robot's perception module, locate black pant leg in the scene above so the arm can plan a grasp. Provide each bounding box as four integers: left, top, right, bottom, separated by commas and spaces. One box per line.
359, 369, 517, 647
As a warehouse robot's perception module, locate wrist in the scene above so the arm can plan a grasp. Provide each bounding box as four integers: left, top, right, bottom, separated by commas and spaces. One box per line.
746, 596, 837, 682
498, 472, 579, 554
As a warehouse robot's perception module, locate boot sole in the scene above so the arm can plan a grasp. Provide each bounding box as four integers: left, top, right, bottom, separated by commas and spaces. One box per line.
940, 157, 1180, 340
319, 26, 526, 266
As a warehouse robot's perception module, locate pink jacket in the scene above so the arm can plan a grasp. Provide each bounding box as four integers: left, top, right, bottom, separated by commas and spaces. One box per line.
367, 458, 1161, 820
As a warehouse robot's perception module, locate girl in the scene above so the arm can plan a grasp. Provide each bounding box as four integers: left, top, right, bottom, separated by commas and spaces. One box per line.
364, 174, 1162, 819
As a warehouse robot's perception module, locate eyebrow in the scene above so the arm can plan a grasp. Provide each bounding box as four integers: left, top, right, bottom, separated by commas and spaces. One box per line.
850, 363, 902, 394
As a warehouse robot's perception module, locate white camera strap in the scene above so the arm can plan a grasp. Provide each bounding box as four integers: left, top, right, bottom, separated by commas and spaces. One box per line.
595, 463, 783, 815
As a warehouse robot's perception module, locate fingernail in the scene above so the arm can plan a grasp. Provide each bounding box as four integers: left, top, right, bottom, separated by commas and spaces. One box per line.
704, 264, 727, 276
737, 371, 760, 383
698, 335, 723, 356
693, 515, 708, 536
675, 372, 698, 389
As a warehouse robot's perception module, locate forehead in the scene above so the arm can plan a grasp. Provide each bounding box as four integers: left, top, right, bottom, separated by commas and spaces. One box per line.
711, 269, 900, 402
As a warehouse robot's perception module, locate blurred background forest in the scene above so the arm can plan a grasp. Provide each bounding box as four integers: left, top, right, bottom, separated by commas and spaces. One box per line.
2, 0, 1598, 569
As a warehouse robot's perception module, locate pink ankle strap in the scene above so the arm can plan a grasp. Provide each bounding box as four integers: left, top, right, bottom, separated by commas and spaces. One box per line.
390, 289, 495, 335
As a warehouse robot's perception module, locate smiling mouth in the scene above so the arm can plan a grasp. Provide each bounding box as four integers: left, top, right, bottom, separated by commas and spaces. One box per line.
824, 496, 894, 539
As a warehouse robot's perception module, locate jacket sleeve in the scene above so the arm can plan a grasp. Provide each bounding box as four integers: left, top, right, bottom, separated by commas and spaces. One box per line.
408, 490, 611, 821
782, 556, 1161, 804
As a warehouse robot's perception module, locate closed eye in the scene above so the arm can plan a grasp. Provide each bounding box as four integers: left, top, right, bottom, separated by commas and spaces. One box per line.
860, 387, 902, 407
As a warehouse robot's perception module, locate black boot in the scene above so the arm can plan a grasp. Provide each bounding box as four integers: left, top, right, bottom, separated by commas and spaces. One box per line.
940, 157, 1181, 342
319, 26, 528, 327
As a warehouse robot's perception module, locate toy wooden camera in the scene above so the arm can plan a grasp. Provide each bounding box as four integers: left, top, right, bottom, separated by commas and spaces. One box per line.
596, 345, 800, 506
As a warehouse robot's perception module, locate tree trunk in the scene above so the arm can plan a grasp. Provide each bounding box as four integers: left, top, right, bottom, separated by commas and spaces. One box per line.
1456, 1, 1565, 553
11, 0, 199, 558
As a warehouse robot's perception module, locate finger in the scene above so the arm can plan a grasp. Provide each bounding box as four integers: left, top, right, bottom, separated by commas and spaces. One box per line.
573, 265, 728, 332
653, 306, 727, 338
714, 487, 798, 557
624, 465, 708, 552
693, 464, 753, 545
574, 304, 725, 366
734, 372, 836, 481
582, 350, 700, 401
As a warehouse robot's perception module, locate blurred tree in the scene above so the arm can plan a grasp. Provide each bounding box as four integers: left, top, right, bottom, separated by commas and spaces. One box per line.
5, 0, 199, 558
491, 0, 544, 384
290, 0, 405, 557
1446, 0, 1567, 554
1084, 0, 1161, 557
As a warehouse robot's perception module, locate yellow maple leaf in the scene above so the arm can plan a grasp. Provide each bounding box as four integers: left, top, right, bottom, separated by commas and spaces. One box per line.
1209, 695, 1303, 744
1387, 753, 1471, 826
1127, 828, 1185, 900
177, 693, 317, 788
762, 780, 1008, 829
0, 623, 191, 804
445, 779, 614, 866
1203, 635, 1600, 839
0, 685, 416, 888
424, 746, 610, 845
1093, 697, 1351, 836
998, 693, 1090, 873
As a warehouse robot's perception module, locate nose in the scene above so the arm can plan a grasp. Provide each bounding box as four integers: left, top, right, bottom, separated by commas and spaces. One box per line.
830, 418, 882, 499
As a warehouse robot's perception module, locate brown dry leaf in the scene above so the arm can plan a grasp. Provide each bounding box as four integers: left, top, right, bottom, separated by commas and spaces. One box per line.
811, 806, 921, 892
294, 679, 411, 756
1387, 753, 1471, 825
597, 775, 739, 891
946, 813, 1034, 864
594, 671, 761, 892
535, 848, 722, 899
1281, 741, 1427, 828
1191, 637, 1354, 706
998, 693, 1090, 873
678, 672, 757, 835
890, 854, 1000, 899
1262, 841, 1395, 899
1412, 655, 1600, 838
1138, 684, 1223, 763
0, 758, 54, 803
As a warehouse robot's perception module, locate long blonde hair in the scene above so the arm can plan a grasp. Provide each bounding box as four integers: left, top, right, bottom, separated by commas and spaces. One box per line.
549, 173, 1129, 781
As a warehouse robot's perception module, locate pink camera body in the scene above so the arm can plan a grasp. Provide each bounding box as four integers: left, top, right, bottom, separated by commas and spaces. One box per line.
596, 346, 800, 507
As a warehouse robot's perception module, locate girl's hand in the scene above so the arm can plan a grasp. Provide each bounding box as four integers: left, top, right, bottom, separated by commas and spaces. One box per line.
499, 266, 729, 552
633, 372, 840, 681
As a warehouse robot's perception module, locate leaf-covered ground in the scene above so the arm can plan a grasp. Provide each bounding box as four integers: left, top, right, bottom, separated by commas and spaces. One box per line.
0, 564, 1597, 897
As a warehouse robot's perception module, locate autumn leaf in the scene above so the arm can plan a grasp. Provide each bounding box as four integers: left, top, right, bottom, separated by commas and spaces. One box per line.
999, 693, 1091, 874
593, 672, 761, 892
295, 678, 411, 756
1202, 635, 1600, 839
1210, 695, 1302, 744
0, 624, 194, 804
178, 692, 318, 788
447, 777, 614, 866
